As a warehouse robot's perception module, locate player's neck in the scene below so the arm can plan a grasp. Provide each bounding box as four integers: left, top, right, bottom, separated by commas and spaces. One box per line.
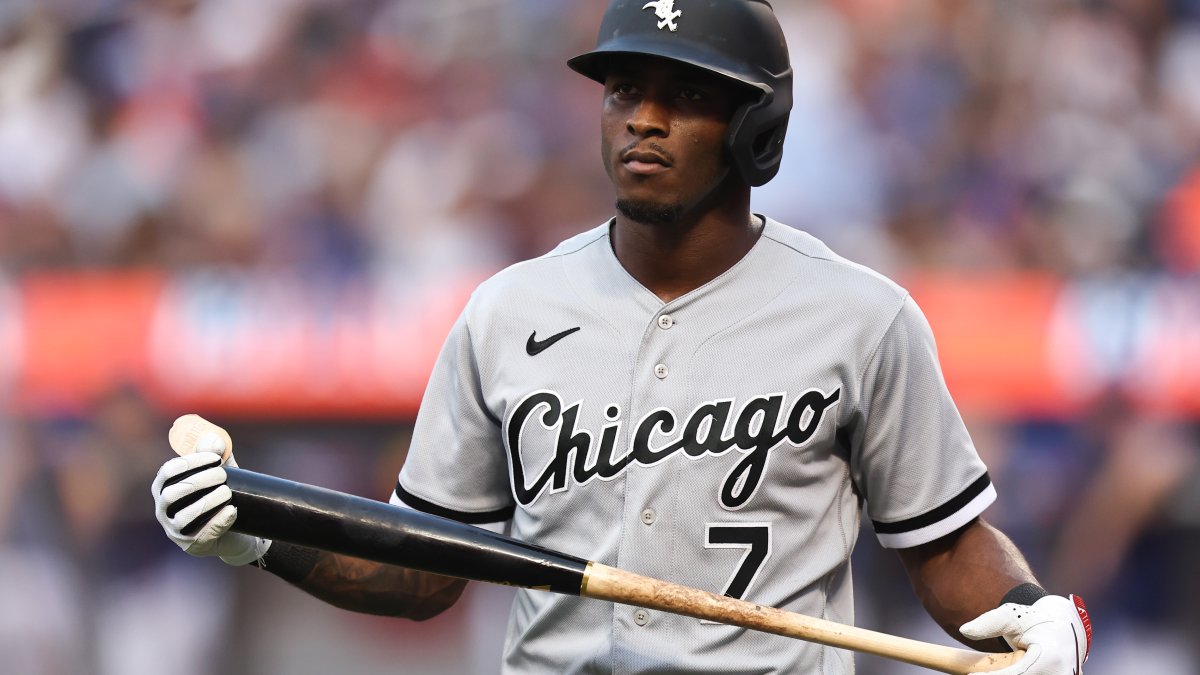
611, 198, 761, 304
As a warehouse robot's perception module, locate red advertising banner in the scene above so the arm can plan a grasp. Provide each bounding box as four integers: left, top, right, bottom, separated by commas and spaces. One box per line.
906, 274, 1070, 417
10, 271, 478, 419
13, 271, 164, 413
7, 270, 1200, 419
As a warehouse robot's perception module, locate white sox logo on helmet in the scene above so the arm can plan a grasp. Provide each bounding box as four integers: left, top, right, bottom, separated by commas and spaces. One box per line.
642, 0, 681, 31
504, 387, 841, 510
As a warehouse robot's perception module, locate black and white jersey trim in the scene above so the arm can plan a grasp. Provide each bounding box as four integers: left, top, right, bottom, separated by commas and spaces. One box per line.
872, 472, 996, 549
392, 483, 515, 524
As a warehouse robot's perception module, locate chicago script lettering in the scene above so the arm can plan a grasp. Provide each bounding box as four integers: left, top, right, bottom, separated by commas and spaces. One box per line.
504, 388, 841, 509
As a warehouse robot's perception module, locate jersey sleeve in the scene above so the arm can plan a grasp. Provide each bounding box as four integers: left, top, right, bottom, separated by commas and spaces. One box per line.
393, 308, 516, 525
852, 295, 995, 549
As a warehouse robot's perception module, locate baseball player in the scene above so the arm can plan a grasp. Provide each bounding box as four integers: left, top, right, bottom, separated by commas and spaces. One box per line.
153, 1, 1092, 673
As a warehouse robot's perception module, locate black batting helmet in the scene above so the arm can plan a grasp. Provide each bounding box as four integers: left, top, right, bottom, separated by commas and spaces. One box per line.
568, 0, 793, 187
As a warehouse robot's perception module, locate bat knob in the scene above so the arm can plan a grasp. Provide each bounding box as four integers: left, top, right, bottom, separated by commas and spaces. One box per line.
168, 414, 234, 464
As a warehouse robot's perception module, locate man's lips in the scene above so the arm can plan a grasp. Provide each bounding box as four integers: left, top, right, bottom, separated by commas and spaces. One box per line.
620, 147, 672, 175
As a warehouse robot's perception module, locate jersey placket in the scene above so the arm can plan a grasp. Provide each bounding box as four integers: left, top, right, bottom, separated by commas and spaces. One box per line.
612, 304, 690, 674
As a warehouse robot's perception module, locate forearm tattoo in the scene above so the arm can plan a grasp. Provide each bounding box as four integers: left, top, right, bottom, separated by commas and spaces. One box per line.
261, 543, 466, 619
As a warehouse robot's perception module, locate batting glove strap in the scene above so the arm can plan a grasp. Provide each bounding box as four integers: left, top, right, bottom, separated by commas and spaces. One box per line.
1000, 583, 1049, 607
151, 439, 272, 567
961, 594, 1092, 675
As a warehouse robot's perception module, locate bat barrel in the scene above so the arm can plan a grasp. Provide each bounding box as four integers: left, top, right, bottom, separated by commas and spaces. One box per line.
224, 466, 589, 594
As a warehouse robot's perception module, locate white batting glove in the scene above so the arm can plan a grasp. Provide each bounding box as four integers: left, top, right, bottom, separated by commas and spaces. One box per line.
961, 594, 1093, 674
151, 432, 271, 566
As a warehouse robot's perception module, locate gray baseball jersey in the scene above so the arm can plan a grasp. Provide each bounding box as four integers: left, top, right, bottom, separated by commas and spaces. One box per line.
392, 217, 994, 674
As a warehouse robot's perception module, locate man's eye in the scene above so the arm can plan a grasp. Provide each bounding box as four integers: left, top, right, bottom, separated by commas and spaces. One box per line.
679, 88, 704, 101
612, 83, 638, 96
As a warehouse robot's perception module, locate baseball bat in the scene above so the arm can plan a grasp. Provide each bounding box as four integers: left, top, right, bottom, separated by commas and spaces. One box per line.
169, 415, 1022, 674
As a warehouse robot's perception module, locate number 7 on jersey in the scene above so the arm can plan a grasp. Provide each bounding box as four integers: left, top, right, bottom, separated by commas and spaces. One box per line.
706, 523, 772, 600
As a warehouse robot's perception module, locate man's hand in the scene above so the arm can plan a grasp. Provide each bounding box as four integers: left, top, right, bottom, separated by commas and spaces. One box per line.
961, 594, 1092, 674
151, 431, 271, 565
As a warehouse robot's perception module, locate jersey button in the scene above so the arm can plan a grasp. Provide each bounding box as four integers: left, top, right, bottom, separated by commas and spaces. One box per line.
654, 364, 668, 379
633, 609, 649, 626
657, 314, 674, 329
640, 508, 656, 525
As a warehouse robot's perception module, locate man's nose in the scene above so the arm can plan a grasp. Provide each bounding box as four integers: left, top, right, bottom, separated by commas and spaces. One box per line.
627, 96, 669, 137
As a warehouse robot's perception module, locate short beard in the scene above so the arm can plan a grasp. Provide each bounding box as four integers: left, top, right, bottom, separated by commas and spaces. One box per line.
615, 198, 683, 226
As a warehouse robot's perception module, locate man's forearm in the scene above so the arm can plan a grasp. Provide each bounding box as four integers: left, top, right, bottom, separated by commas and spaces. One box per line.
898, 518, 1039, 651
257, 542, 468, 620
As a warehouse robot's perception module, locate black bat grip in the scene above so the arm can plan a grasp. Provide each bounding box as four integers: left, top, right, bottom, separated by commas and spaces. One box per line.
223, 467, 588, 595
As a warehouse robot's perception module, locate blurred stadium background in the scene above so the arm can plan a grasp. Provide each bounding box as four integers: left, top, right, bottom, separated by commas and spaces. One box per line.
1, 0, 1198, 673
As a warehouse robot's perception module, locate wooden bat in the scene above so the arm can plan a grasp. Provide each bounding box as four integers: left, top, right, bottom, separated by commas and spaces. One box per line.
169, 414, 1022, 674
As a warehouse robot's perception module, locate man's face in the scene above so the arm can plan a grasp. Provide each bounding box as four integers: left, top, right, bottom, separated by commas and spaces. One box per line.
599, 55, 745, 225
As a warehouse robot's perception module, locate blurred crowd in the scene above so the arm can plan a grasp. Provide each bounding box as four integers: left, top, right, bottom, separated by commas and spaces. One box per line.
1, 0, 1199, 673
2, 0, 1200, 277
0, 0, 613, 281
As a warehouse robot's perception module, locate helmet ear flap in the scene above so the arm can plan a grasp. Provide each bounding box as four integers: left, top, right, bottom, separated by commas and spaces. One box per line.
727, 95, 790, 187
750, 117, 789, 185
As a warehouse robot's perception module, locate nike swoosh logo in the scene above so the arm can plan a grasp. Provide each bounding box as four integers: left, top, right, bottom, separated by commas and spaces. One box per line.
526, 327, 581, 356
